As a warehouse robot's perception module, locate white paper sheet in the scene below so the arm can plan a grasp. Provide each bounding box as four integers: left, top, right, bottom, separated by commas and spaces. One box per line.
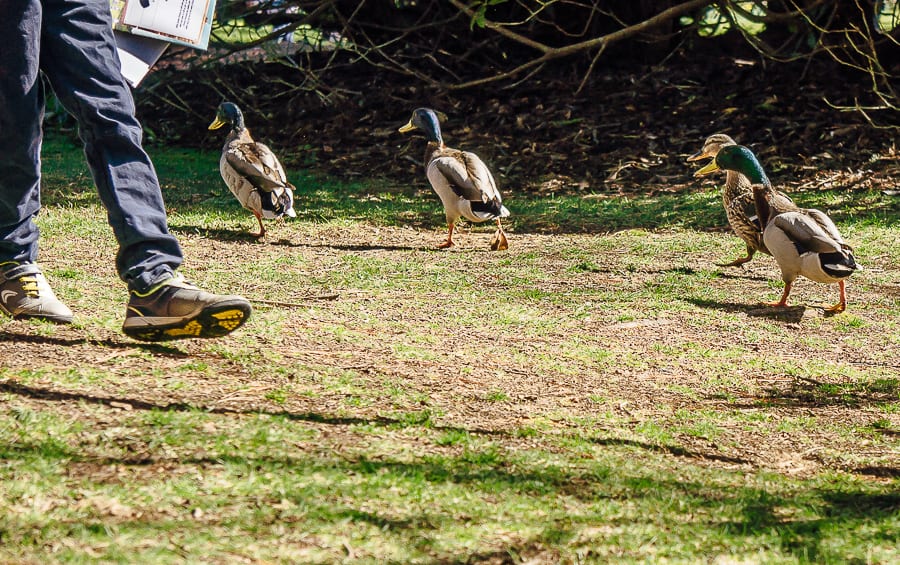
122, 0, 210, 45
114, 30, 169, 87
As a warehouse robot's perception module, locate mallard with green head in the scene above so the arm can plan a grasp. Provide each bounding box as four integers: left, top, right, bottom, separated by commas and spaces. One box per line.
398, 108, 510, 250
688, 134, 796, 267
208, 102, 296, 238
695, 144, 857, 313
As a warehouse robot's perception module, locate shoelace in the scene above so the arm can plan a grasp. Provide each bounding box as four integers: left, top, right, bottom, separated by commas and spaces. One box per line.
18, 275, 40, 298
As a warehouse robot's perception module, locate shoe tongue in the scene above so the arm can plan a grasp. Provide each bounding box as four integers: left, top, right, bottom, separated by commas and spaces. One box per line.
159, 273, 188, 288
164, 275, 200, 291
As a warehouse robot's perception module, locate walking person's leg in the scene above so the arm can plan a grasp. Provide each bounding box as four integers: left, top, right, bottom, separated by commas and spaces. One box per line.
0, 0, 74, 323
9, 0, 252, 340
40, 0, 183, 292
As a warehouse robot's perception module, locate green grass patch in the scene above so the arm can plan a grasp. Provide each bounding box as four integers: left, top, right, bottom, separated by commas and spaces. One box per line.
1, 132, 898, 563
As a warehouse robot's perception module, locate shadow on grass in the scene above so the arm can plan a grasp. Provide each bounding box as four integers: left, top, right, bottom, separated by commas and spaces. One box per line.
0, 379, 505, 437
767, 375, 900, 407
167, 225, 264, 243
0, 330, 188, 357
274, 241, 428, 253
168, 223, 429, 251
684, 297, 758, 314
2, 376, 764, 473
855, 466, 900, 479
721, 491, 900, 562
2, 394, 897, 563
745, 305, 811, 323
572, 265, 720, 276
686, 297, 825, 323
714, 270, 772, 282
590, 436, 751, 466
722, 374, 900, 410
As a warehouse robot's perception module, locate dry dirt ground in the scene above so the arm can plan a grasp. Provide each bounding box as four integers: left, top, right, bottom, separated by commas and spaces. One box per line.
4, 50, 898, 499
2, 224, 898, 482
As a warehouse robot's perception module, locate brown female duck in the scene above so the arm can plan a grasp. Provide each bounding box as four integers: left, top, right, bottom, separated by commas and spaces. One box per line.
688, 134, 795, 266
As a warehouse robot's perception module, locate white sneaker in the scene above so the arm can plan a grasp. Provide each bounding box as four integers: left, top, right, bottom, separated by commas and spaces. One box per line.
0, 262, 74, 324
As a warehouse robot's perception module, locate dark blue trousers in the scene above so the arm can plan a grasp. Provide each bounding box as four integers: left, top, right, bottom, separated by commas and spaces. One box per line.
0, 0, 183, 293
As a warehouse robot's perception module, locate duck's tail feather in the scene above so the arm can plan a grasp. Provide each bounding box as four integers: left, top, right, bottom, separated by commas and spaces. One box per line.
260, 184, 296, 219
470, 199, 510, 220
820, 250, 857, 278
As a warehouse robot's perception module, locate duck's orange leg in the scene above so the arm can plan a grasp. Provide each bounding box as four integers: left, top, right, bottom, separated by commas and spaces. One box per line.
437, 222, 455, 249
490, 219, 509, 251
717, 246, 755, 268
825, 280, 847, 313
765, 282, 792, 308
253, 211, 266, 238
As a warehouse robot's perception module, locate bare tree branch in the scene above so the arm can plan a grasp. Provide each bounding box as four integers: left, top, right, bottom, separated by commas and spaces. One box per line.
444, 0, 710, 89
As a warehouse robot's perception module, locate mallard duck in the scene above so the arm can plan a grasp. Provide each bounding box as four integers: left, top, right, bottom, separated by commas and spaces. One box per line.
398, 108, 510, 250
695, 145, 857, 313
208, 102, 296, 238
688, 134, 797, 267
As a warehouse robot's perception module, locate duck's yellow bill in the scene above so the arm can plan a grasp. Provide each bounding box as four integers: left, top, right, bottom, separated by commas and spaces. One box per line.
398, 120, 416, 133
208, 117, 227, 130
693, 160, 720, 177
686, 149, 710, 162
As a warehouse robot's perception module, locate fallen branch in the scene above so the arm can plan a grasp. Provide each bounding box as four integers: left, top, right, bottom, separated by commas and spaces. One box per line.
445, 0, 711, 90
252, 295, 340, 308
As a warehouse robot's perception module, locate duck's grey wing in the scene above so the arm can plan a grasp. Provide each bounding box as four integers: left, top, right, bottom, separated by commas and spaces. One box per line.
433, 151, 497, 203
225, 142, 288, 192
803, 208, 848, 245
772, 213, 841, 254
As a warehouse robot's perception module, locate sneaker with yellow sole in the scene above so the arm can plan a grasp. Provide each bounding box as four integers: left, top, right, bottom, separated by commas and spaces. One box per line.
123, 273, 251, 341
0, 261, 74, 324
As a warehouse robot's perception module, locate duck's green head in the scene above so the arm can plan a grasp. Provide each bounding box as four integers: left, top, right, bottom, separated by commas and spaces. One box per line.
693, 144, 770, 186
398, 108, 443, 145
208, 102, 244, 132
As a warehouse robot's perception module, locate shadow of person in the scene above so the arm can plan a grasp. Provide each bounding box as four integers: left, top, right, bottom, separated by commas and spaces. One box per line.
0, 330, 188, 357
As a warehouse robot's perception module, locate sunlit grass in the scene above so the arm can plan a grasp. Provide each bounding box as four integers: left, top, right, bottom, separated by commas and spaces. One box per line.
1, 132, 898, 564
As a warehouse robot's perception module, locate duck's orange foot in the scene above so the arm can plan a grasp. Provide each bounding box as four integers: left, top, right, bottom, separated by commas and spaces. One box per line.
489, 229, 508, 251
824, 302, 846, 314
717, 256, 751, 268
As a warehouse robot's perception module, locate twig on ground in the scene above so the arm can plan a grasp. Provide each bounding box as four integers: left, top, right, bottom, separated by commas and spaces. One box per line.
252, 295, 340, 308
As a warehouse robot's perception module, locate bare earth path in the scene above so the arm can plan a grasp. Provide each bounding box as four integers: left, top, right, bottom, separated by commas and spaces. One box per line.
3, 224, 898, 482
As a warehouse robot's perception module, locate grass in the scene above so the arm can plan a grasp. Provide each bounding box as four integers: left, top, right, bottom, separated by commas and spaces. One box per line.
2, 404, 897, 564
1, 131, 898, 563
